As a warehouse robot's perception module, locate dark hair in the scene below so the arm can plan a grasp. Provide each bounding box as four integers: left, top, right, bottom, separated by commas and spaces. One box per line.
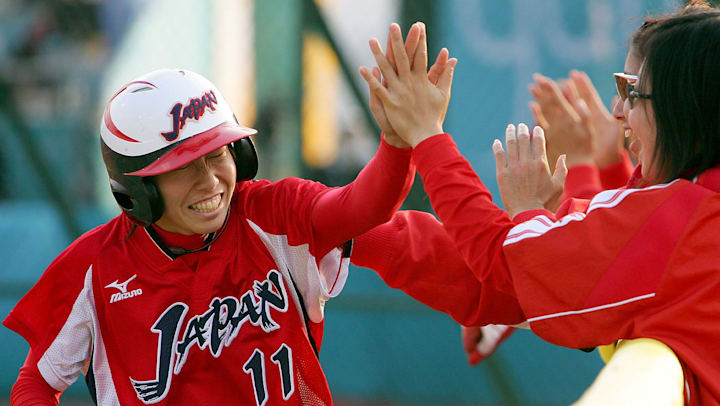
631, 0, 711, 60
638, 8, 720, 182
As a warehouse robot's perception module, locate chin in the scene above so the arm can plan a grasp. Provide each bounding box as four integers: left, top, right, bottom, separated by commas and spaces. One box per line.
194, 215, 227, 235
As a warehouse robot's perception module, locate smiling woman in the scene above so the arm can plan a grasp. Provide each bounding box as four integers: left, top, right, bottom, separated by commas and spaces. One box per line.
154, 146, 236, 236
3, 67, 417, 405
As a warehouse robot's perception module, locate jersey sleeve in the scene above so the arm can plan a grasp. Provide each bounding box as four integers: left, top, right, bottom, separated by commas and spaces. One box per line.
10, 349, 62, 405
311, 137, 414, 256
352, 210, 525, 326
3, 229, 101, 392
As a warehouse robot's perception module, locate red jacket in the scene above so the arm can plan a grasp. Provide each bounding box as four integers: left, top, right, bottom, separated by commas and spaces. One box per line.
405, 133, 720, 405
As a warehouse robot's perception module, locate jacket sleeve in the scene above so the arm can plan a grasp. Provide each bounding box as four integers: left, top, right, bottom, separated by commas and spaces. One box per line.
501, 181, 709, 347
598, 150, 634, 190
352, 210, 526, 326
411, 134, 518, 297
562, 164, 603, 201
412, 133, 710, 347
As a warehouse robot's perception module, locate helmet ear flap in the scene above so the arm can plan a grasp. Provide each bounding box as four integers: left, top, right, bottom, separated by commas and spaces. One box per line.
110, 178, 135, 211
231, 137, 258, 181
108, 177, 164, 226
142, 178, 165, 224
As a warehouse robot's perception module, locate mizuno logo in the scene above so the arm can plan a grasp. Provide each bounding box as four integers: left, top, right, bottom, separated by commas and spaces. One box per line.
105, 274, 143, 303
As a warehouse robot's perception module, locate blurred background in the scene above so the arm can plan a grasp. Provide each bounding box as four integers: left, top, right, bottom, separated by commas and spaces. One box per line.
0, 0, 692, 404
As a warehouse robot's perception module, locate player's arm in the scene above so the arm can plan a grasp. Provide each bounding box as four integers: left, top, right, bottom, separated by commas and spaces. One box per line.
10, 349, 62, 405
311, 23, 455, 255
310, 136, 414, 256
573, 338, 684, 406
4, 234, 99, 403
352, 210, 525, 326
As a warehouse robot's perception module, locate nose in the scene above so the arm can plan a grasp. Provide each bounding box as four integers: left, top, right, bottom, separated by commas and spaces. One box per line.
194, 159, 220, 190
611, 96, 624, 120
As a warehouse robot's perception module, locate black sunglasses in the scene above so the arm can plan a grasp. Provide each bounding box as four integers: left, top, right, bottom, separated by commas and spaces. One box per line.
613, 72, 652, 108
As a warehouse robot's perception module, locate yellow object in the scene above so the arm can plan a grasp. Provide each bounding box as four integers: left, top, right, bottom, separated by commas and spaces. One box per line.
597, 341, 618, 364
573, 338, 684, 406
302, 33, 340, 168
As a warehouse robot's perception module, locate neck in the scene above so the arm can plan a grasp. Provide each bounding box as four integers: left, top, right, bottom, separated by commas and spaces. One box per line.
151, 224, 206, 250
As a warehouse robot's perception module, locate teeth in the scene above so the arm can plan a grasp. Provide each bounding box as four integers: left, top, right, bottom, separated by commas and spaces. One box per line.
624, 129, 632, 138
190, 194, 221, 212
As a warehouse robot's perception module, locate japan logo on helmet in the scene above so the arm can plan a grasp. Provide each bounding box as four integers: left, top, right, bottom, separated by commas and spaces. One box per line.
100, 69, 259, 226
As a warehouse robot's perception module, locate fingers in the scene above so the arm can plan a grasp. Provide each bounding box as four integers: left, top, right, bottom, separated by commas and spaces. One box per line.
531, 126, 548, 161
388, 23, 411, 79
412, 22, 428, 75
559, 79, 579, 103
529, 101, 548, 129
386, 23, 421, 73
403, 23, 421, 70
372, 66, 381, 82
553, 154, 568, 185
505, 123, 518, 162
436, 58, 457, 94
493, 138, 507, 173
359, 65, 390, 102
428, 48, 449, 85
517, 123, 531, 162
385, 29, 396, 75
573, 98, 592, 133
369, 38, 399, 87
532, 73, 577, 120
570, 70, 606, 113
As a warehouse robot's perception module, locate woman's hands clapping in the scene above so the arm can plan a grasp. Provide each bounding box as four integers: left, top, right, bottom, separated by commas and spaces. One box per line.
493, 123, 567, 218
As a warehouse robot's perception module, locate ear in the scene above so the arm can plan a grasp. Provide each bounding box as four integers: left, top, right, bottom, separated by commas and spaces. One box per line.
231, 137, 258, 181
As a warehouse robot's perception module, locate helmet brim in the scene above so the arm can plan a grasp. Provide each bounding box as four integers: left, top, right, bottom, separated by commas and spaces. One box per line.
125, 123, 257, 176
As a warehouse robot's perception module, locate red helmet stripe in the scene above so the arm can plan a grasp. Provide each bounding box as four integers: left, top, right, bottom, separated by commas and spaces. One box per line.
104, 81, 158, 143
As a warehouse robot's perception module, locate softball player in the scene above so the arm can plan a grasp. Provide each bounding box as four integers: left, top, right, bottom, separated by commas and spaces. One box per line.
4, 67, 418, 405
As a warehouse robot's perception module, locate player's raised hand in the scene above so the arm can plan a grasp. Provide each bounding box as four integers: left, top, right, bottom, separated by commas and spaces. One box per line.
493, 123, 567, 217
529, 73, 594, 170
359, 23, 457, 147
362, 23, 423, 148
568, 70, 625, 168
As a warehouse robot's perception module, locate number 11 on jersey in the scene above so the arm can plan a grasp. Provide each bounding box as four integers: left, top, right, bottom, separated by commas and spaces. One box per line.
243, 344, 294, 406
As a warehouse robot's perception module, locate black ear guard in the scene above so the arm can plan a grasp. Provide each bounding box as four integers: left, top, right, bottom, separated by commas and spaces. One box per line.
231, 137, 258, 181
109, 177, 164, 226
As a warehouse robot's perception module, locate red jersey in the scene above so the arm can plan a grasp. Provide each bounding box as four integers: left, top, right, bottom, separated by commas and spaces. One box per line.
5, 140, 414, 406
410, 133, 720, 405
